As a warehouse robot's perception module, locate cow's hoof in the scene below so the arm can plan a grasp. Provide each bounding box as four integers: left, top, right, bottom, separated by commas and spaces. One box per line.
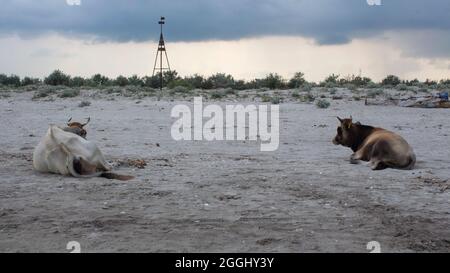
350, 155, 360, 164
371, 161, 388, 170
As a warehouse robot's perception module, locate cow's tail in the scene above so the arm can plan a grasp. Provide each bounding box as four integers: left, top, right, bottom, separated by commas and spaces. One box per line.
100, 172, 134, 181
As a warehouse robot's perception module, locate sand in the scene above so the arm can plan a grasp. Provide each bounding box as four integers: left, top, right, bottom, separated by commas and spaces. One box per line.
0, 90, 449, 252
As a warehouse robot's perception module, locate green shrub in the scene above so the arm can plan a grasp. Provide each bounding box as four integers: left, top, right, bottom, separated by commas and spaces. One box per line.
261, 94, 271, 102
78, 101, 91, 107
367, 89, 384, 98
316, 99, 330, 109
271, 96, 281, 104
210, 90, 225, 99
300, 93, 316, 103
224, 88, 237, 95
261, 94, 282, 104
396, 83, 408, 91
418, 87, 429, 93
174, 86, 190, 93
366, 82, 378, 89
301, 83, 313, 92
33, 88, 56, 99
58, 89, 80, 98
344, 83, 357, 91
170, 86, 189, 94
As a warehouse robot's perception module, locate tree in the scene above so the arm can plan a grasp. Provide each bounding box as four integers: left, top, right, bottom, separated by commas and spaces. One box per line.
114, 75, 129, 87
163, 70, 180, 86
69, 76, 86, 87
406, 78, 420, 86
233, 79, 247, 90
381, 75, 401, 86
424, 79, 437, 86
351, 76, 372, 87
142, 75, 160, 88
208, 73, 235, 89
288, 72, 306, 88
21, 77, 40, 86
0, 74, 8, 85
323, 74, 340, 84
4, 75, 21, 87
128, 75, 144, 86
91, 74, 110, 86
201, 78, 214, 89
184, 74, 205, 89
263, 73, 285, 89
44, 70, 71, 86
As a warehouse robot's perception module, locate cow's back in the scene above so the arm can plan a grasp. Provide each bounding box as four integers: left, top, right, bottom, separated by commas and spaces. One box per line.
363, 128, 415, 169
32, 127, 68, 174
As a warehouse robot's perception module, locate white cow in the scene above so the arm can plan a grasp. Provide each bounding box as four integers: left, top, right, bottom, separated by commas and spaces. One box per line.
33, 125, 112, 178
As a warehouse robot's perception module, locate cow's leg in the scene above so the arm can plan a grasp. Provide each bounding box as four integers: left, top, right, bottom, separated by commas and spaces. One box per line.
46, 147, 71, 175
350, 149, 364, 164
73, 156, 98, 175
370, 160, 388, 171
92, 150, 111, 172
369, 140, 392, 170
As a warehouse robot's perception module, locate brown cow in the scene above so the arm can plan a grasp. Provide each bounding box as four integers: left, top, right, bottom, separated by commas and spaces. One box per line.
332, 117, 416, 170
64, 117, 90, 139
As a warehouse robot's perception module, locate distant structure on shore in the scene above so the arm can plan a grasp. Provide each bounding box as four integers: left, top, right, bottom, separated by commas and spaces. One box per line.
152, 16, 171, 90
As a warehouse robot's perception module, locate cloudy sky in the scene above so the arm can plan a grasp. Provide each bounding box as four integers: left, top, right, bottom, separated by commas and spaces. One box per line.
1, 0, 449, 82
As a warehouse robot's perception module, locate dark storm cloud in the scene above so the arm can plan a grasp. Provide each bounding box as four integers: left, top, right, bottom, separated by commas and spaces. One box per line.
1, 0, 449, 45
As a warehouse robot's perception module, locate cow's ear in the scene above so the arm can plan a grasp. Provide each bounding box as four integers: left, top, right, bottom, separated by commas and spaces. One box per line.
355, 121, 361, 126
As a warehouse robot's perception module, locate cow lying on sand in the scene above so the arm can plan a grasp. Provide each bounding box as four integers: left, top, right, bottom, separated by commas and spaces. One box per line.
64, 117, 90, 139
33, 123, 133, 180
332, 117, 416, 170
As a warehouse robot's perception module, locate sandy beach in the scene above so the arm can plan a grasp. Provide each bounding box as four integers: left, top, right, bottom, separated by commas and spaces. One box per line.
0, 89, 449, 252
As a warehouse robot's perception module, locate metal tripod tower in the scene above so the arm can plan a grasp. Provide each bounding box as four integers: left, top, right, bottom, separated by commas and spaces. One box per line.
152, 16, 171, 90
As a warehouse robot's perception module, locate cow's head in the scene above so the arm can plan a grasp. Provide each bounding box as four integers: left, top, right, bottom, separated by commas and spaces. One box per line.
65, 117, 90, 139
332, 116, 358, 147
333, 116, 369, 151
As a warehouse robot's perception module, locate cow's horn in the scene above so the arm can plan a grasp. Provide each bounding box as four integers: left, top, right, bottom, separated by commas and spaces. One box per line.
67, 117, 72, 124
82, 117, 91, 127
337, 117, 343, 123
